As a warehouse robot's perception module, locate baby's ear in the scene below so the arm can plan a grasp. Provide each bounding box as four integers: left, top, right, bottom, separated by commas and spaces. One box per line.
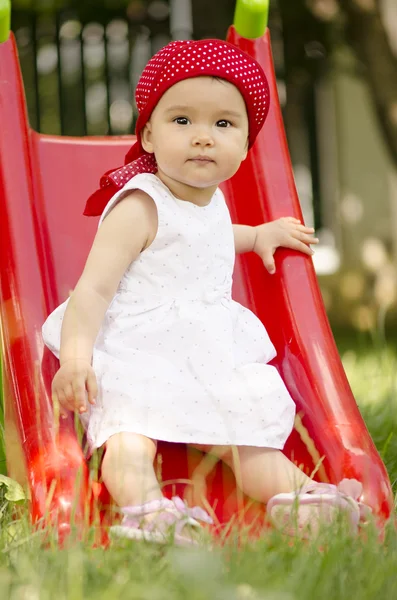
141, 121, 154, 154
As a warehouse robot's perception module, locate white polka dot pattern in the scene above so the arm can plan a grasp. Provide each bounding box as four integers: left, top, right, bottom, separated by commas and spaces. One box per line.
102, 155, 157, 190
45, 173, 296, 450
135, 39, 270, 150
84, 39, 270, 216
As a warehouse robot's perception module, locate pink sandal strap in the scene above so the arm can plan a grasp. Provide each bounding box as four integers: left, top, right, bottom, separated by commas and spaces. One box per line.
267, 478, 372, 537
121, 497, 174, 519
117, 496, 213, 539
171, 496, 213, 525
336, 479, 372, 520
299, 478, 372, 519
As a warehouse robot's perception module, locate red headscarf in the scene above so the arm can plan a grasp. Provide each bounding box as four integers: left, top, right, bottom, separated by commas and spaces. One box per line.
84, 39, 270, 216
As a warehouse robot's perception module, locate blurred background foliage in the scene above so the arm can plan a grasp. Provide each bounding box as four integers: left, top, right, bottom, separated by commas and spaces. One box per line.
8, 0, 397, 336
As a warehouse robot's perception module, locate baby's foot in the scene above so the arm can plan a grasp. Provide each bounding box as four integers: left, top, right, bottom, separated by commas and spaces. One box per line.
267, 478, 372, 539
110, 496, 213, 546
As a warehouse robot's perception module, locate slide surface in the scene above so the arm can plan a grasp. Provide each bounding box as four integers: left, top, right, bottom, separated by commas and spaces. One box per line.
0, 23, 393, 537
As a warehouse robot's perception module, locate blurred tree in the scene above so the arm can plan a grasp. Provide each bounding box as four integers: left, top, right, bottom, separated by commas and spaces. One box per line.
11, 0, 397, 166
278, 0, 397, 167
191, 0, 235, 39
338, 0, 397, 167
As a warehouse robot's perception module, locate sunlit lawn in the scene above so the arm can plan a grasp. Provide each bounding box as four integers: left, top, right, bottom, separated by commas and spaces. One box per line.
1, 334, 397, 600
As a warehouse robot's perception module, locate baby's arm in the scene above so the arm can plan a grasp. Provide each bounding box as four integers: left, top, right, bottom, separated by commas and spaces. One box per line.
52, 190, 157, 415
232, 224, 257, 254
233, 219, 318, 274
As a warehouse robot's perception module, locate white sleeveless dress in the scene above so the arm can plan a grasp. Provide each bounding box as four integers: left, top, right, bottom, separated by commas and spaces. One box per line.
42, 173, 295, 451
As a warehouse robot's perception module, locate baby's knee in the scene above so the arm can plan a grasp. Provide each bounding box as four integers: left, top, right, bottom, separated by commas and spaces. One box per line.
104, 432, 157, 463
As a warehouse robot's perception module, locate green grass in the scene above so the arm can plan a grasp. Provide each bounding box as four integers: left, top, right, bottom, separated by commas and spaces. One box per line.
1, 339, 397, 599
1, 514, 397, 599
342, 343, 397, 491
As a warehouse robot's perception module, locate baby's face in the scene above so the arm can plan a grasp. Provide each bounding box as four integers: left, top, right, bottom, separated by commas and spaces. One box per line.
141, 77, 249, 192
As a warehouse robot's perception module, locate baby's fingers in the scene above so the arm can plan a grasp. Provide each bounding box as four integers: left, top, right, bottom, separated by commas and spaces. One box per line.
298, 232, 319, 245
289, 227, 318, 244
86, 371, 98, 406
63, 382, 82, 412
298, 226, 316, 235
293, 225, 318, 238
288, 239, 315, 255
260, 248, 277, 274
284, 217, 301, 224
54, 386, 76, 418
52, 390, 69, 419
72, 380, 89, 414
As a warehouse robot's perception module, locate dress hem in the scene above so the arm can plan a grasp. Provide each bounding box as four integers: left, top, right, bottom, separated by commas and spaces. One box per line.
88, 426, 290, 453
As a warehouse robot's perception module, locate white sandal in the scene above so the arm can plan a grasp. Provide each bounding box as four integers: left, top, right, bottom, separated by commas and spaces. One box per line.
110, 496, 213, 546
267, 478, 372, 538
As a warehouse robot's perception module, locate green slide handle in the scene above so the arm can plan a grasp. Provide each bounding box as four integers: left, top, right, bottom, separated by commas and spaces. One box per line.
0, 0, 11, 43
233, 0, 270, 39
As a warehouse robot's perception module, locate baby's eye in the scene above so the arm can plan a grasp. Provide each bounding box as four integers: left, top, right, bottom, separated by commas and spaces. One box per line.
216, 120, 232, 128
174, 117, 190, 125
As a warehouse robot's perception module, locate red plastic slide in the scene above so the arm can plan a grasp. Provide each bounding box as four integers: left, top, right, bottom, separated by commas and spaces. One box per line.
0, 25, 393, 537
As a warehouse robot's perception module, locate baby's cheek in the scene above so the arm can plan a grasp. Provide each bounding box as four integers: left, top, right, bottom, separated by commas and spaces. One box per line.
222, 147, 245, 173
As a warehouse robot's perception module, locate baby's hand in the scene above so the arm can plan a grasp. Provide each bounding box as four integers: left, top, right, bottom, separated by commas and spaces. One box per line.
253, 217, 319, 274
52, 358, 97, 418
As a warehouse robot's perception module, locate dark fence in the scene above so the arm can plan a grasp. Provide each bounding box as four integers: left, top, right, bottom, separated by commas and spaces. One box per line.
11, 1, 323, 227
12, 2, 174, 136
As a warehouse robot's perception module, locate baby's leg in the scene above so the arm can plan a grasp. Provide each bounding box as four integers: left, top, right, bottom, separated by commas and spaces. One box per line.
101, 432, 162, 507
105, 435, 213, 544
188, 446, 366, 537
192, 445, 310, 503
227, 448, 364, 536
224, 446, 311, 503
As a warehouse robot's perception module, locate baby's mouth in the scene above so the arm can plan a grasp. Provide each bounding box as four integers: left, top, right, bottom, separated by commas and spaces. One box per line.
188, 156, 215, 163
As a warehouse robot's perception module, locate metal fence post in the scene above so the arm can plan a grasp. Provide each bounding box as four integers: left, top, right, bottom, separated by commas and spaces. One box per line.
170, 0, 193, 40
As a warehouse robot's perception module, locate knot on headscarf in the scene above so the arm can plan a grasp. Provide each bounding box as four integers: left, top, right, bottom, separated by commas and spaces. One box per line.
84, 38, 270, 216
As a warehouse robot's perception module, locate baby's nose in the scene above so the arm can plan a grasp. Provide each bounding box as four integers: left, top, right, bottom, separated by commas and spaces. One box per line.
192, 129, 214, 146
